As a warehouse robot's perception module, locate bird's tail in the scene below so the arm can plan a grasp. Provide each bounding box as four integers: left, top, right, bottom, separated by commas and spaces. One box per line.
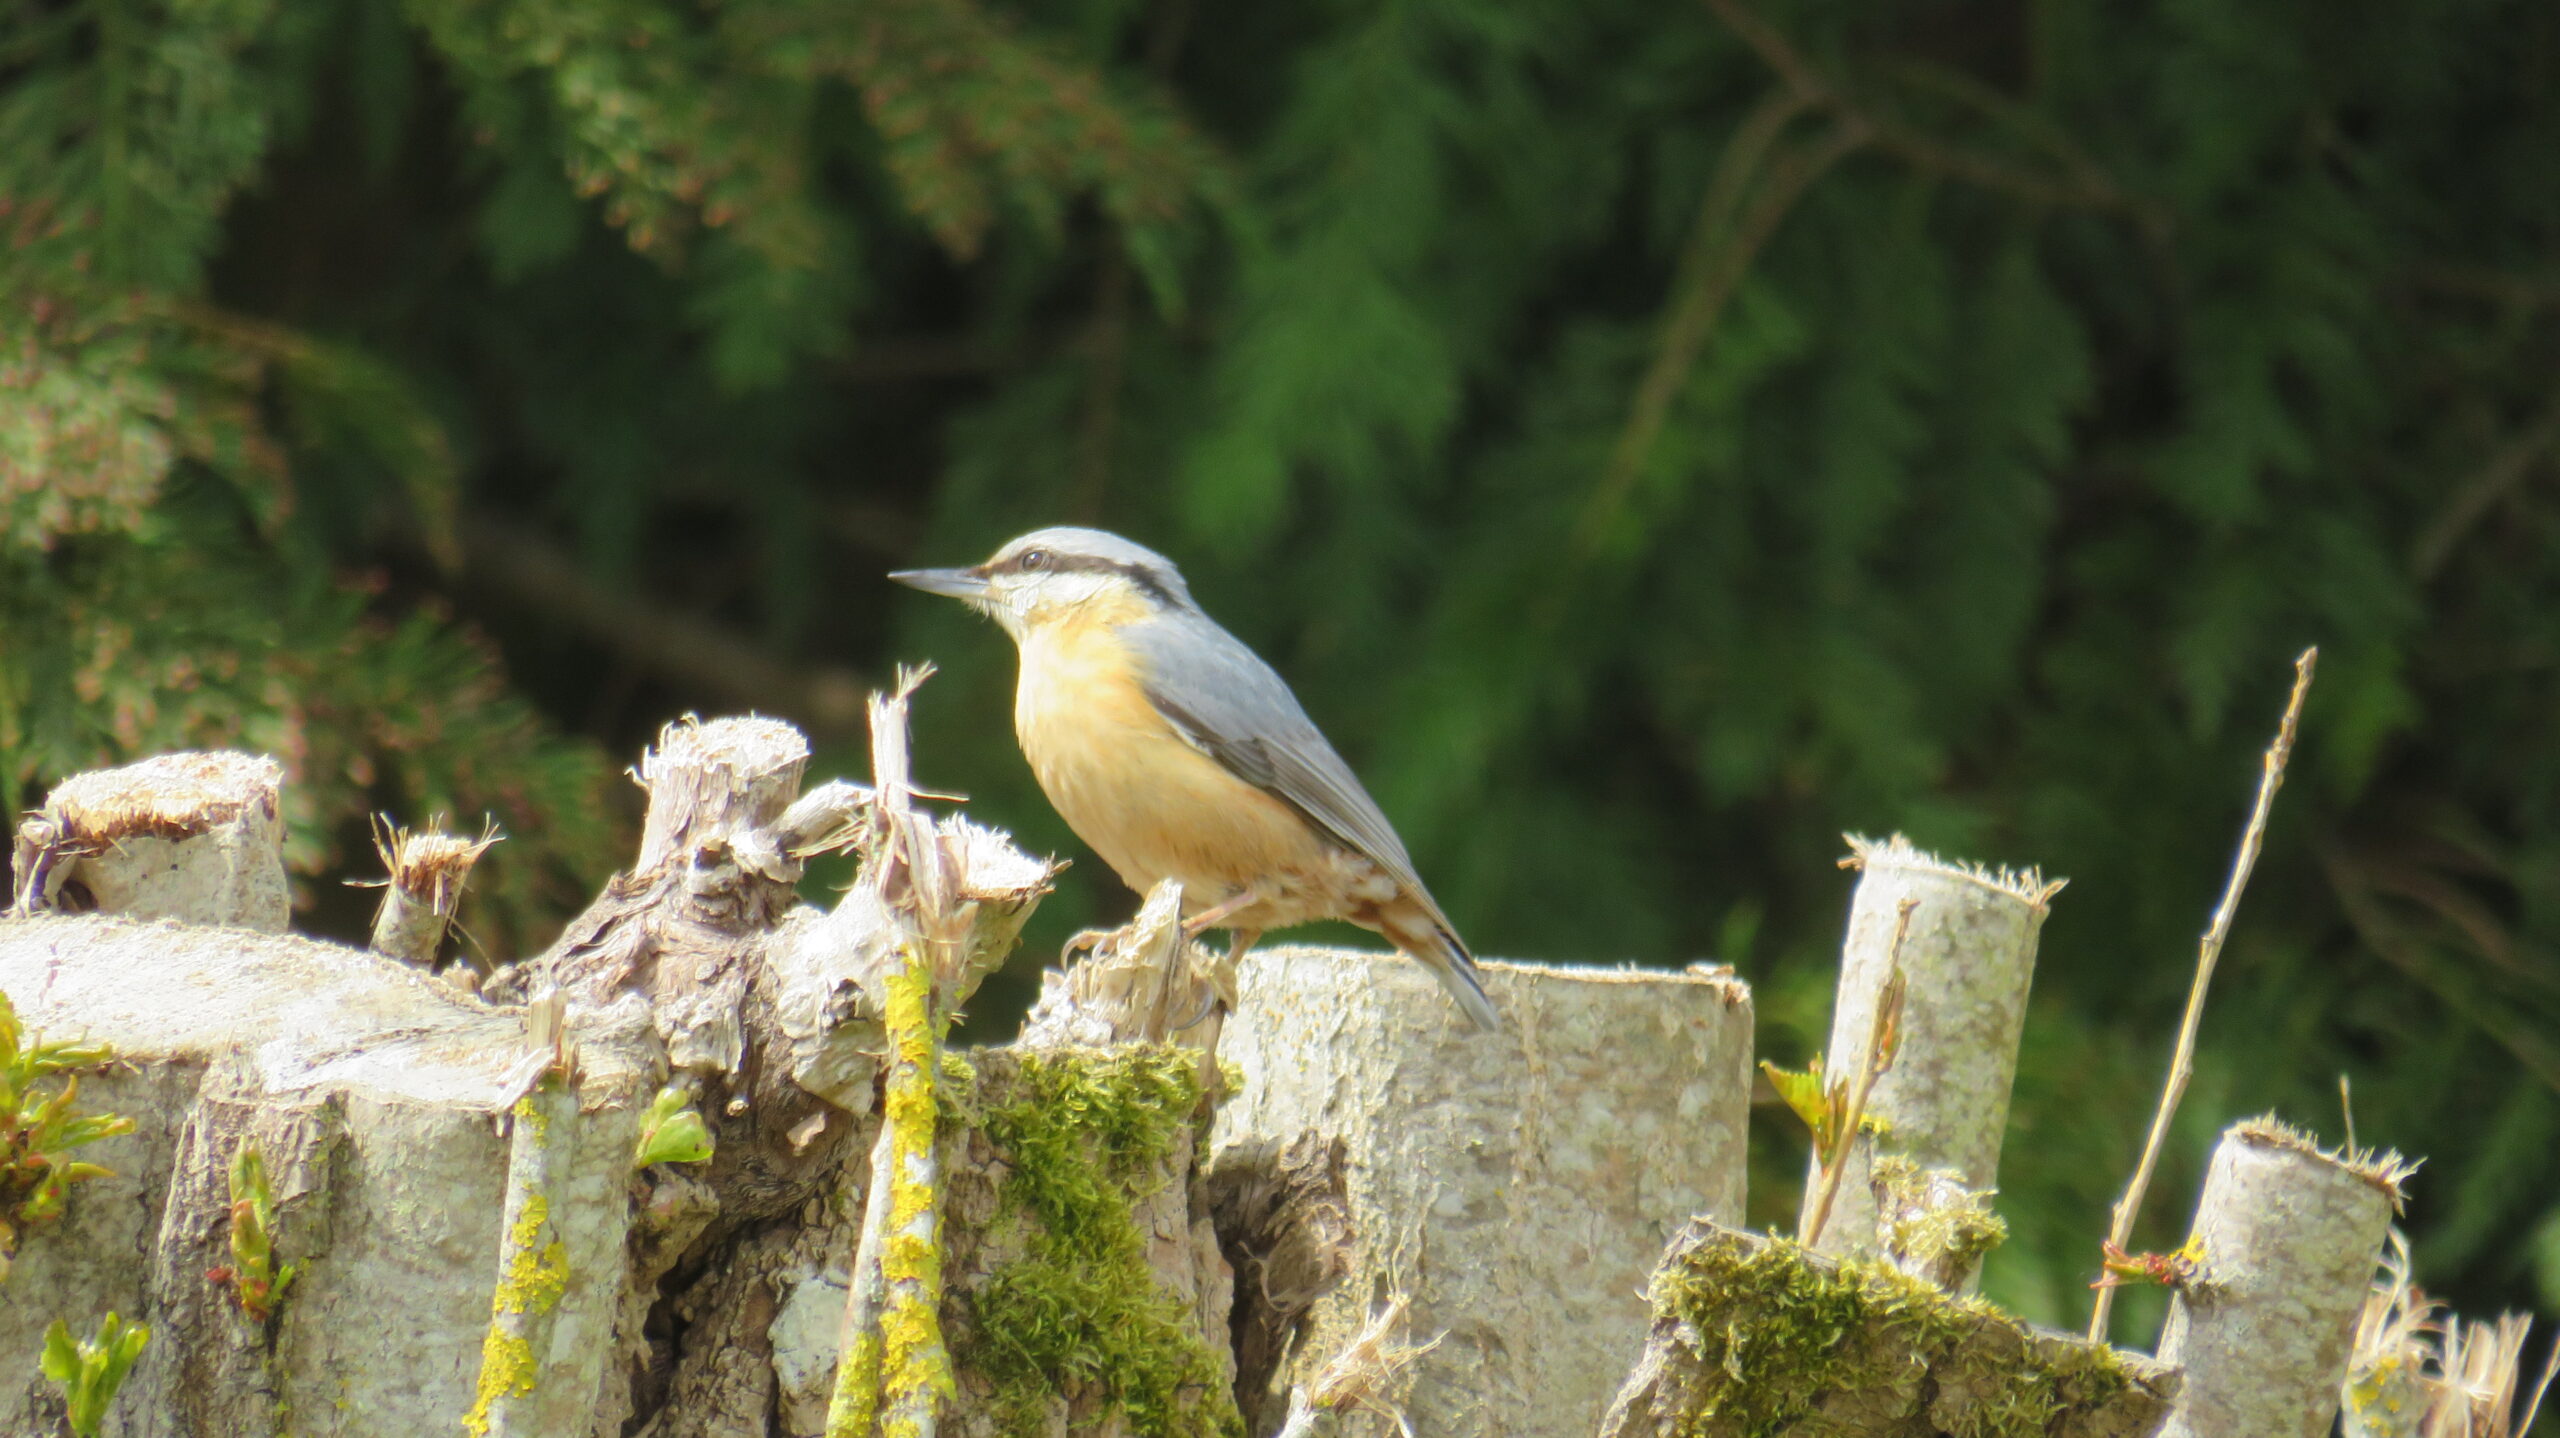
1382, 906, 1500, 1033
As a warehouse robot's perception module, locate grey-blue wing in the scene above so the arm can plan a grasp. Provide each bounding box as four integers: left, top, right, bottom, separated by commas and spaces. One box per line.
1124, 612, 1434, 904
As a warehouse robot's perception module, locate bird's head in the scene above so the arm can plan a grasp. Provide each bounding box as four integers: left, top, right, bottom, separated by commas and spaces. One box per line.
890, 527, 1194, 640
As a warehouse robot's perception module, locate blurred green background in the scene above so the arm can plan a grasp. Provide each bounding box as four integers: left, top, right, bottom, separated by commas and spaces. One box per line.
4, 0, 2556, 1358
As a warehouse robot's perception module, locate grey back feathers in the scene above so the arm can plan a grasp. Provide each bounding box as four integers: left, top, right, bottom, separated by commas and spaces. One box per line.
1124, 607, 1454, 935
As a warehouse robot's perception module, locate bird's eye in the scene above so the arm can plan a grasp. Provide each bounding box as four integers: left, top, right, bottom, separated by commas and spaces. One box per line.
1016, 549, 1051, 572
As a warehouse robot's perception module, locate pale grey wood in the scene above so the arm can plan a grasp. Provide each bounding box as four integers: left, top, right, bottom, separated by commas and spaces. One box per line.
1802, 834, 2060, 1286
12, 751, 290, 931
2155, 1118, 2407, 1438
1211, 947, 1755, 1437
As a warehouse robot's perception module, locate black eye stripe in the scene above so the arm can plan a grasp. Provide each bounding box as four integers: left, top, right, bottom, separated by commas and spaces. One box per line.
1003, 551, 1180, 606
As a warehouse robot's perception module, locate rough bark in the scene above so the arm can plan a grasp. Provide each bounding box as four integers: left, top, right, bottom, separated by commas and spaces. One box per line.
1803, 835, 2059, 1283
0, 715, 1061, 1438
0, 915, 651, 1437
2154, 1117, 2408, 1438
1599, 1221, 2176, 1438
10, 751, 289, 931
1016, 880, 1221, 1051
1210, 947, 1755, 1437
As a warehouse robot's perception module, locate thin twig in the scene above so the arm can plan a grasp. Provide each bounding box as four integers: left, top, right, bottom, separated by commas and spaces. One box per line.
827, 665, 955, 1438
1801, 897, 1915, 1249
459, 514, 870, 736
2087, 647, 2317, 1343
2410, 386, 2560, 581
1698, 0, 2152, 222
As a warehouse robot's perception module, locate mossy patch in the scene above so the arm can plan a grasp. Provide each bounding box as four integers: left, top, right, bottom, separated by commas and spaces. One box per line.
960, 1046, 1242, 1438
1648, 1231, 2136, 1438
1872, 1155, 2008, 1281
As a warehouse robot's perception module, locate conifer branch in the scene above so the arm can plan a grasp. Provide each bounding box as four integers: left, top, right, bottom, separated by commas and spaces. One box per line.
2088, 648, 2317, 1343
1572, 111, 1863, 574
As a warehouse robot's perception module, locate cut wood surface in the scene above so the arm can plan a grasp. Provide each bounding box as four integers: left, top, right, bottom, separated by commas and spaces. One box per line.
10, 751, 290, 931
0, 915, 649, 1436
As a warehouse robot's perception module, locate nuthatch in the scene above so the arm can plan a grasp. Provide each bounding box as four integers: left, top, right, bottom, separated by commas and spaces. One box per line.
892, 527, 1498, 1032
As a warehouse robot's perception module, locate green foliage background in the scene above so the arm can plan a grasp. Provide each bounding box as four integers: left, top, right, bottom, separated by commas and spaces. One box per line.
4, 0, 2556, 1351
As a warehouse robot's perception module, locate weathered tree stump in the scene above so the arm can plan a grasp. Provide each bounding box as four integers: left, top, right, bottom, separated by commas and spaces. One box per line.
1210, 947, 1755, 1436
2153, 1117, 2408, 1438
10, 751, 290, 931
1804, 836, 2059, 1287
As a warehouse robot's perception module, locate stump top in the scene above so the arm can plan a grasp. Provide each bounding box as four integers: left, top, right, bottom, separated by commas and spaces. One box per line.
0, 914, 628, 1109
46, 751, 283, 840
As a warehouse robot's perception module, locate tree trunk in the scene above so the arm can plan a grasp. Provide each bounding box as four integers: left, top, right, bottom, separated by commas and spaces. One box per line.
1803, 835, 2058, 1285
2153, 1117, 2407, 1438
1209, 947, 1755, 1437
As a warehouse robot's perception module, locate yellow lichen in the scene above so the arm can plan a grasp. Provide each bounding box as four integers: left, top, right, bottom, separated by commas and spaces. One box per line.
461, 1330, 537, 1437
491, 1195, 570, 1316
829, 948, 955, 1437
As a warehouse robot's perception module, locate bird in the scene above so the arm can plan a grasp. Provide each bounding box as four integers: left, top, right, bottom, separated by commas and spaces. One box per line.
890, 526, 1499, 1032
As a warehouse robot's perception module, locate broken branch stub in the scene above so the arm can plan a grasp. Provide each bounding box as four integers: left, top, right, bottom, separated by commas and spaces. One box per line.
1016, 879, 1223, 1051
1803, 835, 2060, 1282
2155, 1117, 2411, 1438
368, 817, 500, 970
534, 715, 810, 1079
1212, 948, 1754, 1437
11, 752, 290, 931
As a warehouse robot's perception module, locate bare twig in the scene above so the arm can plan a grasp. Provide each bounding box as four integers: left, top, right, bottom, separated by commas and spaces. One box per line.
363, 814, 502, 973
827, 664, 956, 1438
1801, 897, 1914, 1249
2088, 647, 2317, 1343
2411, 386, 2560, 581
1698, 0, 2153, 221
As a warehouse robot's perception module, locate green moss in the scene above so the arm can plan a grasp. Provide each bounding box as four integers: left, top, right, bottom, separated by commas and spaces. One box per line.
1648, 1232, 2136, 1438
963, 1046, 1241, 1438
1872, 1155, 2009, 1277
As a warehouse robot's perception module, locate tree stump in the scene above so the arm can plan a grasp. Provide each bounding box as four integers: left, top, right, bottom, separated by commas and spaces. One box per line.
2153, 1117, 2408, 1438
10, 752, 290, 931
1210, 947, 1755, 1436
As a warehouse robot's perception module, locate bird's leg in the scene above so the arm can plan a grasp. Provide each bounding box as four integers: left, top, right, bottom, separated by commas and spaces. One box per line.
1219, 927, 1256, 1006
1179, 885, 1263, 937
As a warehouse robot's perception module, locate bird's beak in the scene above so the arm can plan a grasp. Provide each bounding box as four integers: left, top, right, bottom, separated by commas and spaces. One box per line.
888, 566, 990, 601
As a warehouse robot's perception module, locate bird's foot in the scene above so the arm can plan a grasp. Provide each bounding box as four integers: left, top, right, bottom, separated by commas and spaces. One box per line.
1060, 927, 1116, 963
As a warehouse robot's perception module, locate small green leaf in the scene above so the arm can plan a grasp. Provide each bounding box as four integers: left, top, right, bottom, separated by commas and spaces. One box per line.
38, 1320, 77, 1383
633, 1087, 715, 1168
1759, 1058, 1838, 1146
